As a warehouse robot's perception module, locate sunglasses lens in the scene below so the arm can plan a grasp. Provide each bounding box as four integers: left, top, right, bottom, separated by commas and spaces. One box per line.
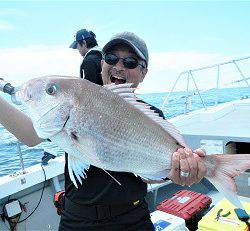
105, 54, 119, 65
123, 57, 138, 69
104, 54, 140, 69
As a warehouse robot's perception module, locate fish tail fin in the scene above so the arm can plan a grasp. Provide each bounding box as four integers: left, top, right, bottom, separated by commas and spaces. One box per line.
204, 154, 250, 209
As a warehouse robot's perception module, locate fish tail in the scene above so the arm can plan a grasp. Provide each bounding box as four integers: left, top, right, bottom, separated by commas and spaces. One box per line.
204, 154, 250, 209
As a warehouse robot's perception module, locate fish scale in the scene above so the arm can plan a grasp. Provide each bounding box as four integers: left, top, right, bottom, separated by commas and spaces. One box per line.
15, 76, 250, 209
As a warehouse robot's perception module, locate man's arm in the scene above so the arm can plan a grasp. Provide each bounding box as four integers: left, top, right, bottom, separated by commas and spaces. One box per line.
0, 97, 43, 146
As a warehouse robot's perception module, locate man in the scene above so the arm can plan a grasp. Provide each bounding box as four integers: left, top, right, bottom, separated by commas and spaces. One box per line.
59, 32, 206, 230
70, 28, 103, 85
0, 32, 206, 230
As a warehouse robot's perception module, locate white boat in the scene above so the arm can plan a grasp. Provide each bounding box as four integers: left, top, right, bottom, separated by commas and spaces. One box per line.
0, 57, 249, 230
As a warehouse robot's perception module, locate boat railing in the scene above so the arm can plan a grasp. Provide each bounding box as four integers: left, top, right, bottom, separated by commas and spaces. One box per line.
161, 56, 250, 113
16, 142, 27, 175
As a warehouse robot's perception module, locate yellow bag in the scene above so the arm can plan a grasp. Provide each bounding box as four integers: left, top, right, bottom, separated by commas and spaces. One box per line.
198, 198, 250, 231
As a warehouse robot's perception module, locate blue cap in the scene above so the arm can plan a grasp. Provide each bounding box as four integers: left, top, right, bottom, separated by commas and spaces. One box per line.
70, 29, 96, 49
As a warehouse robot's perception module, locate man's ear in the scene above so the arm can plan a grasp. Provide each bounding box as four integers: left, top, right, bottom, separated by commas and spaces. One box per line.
101, 59, 104, 67
82, 40, 87, 47
142, 67, 148, 76
140, 67, 148, 82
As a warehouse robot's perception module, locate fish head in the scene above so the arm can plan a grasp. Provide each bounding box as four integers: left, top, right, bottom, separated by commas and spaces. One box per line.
15, 75, 80, 138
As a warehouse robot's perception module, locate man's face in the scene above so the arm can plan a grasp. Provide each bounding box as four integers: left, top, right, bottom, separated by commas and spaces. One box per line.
102, 49, 147, 88
76, 42, 88, 57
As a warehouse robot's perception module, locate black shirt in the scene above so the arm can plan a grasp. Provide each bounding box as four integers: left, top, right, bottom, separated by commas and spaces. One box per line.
64, 51, 165, 205
80, 50, 103, 86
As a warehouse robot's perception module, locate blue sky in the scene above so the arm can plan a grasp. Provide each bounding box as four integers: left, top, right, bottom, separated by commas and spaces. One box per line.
0, 1, 250, 93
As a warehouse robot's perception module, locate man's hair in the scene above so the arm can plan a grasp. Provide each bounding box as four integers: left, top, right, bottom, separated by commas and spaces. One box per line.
78, 36, 98, 48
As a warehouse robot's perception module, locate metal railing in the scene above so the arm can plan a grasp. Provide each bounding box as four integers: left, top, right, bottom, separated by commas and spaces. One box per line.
161, 56, 250, 113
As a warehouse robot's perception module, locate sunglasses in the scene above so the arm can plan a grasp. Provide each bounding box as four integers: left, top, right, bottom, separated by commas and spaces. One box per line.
104, 54, 145, 69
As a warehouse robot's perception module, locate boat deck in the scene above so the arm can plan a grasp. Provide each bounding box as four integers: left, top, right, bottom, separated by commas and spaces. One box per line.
171, 99, 250, 139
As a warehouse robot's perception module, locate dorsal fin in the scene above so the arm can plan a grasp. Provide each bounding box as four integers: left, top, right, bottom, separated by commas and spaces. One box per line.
103, 83, 187, 147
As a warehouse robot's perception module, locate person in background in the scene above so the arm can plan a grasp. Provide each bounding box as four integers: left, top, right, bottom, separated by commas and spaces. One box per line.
70, 28, 103, 85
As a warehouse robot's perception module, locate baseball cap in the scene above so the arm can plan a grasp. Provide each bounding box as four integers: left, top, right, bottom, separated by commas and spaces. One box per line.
102, 32, 149, 67
70, 29, 96, 49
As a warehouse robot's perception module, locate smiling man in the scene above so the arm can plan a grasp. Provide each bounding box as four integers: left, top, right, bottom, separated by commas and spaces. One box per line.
102, 32, 148, 87
59, 32, 207, 230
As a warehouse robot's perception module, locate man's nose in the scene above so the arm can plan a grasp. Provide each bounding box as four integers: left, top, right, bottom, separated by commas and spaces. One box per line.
115, 59, 126, 70
110, 67, 126, 78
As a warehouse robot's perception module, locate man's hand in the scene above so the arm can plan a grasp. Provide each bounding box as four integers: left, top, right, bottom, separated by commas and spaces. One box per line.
168, 147, 207, 186
143, 147, 206, 185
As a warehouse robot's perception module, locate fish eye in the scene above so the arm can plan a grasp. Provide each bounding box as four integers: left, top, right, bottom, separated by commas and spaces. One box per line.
46, 84, 57, 95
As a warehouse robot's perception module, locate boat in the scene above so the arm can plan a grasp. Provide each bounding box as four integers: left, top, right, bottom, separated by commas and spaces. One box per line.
0, 56, 249, 230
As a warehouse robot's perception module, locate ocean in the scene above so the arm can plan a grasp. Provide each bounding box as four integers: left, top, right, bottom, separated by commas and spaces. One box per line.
0, 87, 249, 176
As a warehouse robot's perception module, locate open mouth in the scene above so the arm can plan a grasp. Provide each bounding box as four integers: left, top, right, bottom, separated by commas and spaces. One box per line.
110, 76, 126, 85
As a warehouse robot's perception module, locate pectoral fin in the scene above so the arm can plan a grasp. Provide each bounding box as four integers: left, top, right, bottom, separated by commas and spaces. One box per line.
70, 133, 102, 166
70, 136, 122, 186
67, 155, 90, 188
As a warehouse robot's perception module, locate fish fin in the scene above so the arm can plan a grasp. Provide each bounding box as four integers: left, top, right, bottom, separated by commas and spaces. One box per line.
71, 138, 103, 166
103, 83, 134, 91
137, 169, 170, 181
104, 83, 186, 147
67, 155, 90, 188
204, 154, 250, 209
70, 137, 121, 185
67, 156, 78, 188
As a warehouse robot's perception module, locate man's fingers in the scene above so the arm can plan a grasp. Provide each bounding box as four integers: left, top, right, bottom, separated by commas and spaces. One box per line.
170, 151, 181, 184
196, 156, 207, 182
170, 147, 206, 186
172, 151, 180, 170
184, 148, 198, 186
179, 149, 190, 186
194, 148, 206, 157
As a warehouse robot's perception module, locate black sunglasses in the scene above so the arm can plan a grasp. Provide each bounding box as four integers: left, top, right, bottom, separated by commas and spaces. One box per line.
104, 54, 145, 69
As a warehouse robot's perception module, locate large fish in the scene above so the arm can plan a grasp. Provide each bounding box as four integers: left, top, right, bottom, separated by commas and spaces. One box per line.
15, 75, 250, 208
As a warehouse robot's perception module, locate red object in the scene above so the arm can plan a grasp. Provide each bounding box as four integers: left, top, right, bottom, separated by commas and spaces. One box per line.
156, 190, 212, 220
54, 190, 65, 215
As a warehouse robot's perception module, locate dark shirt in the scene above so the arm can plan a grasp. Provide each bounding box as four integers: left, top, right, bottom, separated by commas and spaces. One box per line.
64, 51, 165, 205
80, 50, 103, 86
